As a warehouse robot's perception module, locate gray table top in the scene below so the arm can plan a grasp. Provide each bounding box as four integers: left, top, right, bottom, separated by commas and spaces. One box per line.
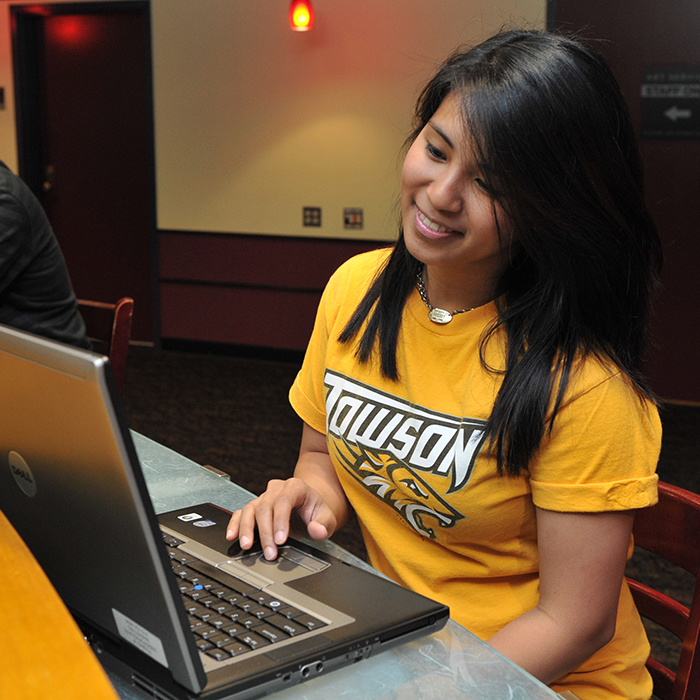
107, 432, 561, 700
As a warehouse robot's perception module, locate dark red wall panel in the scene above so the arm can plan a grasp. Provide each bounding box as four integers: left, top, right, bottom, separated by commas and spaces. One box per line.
159, 231, 383, 289
158, 232, 384, 351
160, 282, 322, 350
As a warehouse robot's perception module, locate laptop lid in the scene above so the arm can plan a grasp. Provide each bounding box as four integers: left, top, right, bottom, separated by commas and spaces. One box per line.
0, 324, 449, 700
0, 324, 206, 692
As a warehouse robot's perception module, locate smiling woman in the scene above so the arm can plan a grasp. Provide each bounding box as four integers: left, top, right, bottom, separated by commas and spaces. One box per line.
226, 29, 663, 700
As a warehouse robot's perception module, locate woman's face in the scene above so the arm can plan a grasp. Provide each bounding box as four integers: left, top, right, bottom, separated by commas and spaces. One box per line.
401, 93, 512, 290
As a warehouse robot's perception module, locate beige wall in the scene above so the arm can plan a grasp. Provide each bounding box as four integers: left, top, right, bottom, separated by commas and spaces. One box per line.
0, 0, 546, 240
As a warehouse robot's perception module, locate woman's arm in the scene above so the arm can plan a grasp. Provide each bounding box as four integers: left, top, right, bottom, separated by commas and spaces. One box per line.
487, 506, 635, 685
226, 422, 352, 560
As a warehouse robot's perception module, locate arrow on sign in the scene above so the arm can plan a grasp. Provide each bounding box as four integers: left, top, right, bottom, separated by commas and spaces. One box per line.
664, 106, 692, 122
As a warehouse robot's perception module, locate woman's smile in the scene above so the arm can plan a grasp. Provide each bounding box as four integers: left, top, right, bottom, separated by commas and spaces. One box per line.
415, 207, 460, 240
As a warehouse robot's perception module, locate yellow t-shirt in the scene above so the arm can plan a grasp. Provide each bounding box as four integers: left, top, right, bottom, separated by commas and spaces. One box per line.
289, 248, 661, 700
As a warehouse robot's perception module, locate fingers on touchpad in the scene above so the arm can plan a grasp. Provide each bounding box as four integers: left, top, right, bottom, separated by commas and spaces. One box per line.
232, 546, 329, 582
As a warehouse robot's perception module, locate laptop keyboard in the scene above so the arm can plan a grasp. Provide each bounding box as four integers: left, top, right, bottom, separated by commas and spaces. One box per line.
162, 532, 327, 662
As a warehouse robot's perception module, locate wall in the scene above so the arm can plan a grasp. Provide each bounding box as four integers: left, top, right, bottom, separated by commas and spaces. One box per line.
0, 0, 547, 350
149, 0, 546, 241
149, 0, 545, 349
1, 0, 547, 240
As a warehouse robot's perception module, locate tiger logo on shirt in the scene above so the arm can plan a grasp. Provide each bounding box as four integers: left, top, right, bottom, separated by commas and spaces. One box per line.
324, 370, 487, 539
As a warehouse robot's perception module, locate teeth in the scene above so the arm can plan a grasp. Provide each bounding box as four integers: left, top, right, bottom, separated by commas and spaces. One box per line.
418, 210, 449, 233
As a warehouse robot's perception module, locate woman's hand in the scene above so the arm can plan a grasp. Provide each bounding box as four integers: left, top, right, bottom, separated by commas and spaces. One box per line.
225, 423, 351, 560
226, 477, 338, 559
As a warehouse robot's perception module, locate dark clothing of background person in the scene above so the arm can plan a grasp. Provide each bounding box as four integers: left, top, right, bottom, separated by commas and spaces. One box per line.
0, 161, 89, 349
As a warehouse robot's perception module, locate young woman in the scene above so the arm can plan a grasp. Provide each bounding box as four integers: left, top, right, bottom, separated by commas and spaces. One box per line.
227, 29, 663, 699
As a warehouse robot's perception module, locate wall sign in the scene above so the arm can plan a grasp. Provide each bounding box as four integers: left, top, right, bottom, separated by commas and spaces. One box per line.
641, 67, 700, 140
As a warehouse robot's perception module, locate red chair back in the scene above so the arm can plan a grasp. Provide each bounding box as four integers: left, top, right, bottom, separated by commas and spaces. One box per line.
77, 297, 134, 394
627, 481, 700, 700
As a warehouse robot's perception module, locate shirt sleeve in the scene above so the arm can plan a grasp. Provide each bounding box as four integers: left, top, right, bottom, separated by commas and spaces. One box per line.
0, 190, 33, 295
529, 363, 661, 512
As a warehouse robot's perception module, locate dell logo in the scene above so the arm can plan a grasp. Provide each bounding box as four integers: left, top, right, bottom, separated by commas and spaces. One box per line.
9, 451, 37, 497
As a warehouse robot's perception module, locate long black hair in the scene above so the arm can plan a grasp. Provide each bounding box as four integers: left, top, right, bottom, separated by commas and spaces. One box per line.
339, 29, 663, 477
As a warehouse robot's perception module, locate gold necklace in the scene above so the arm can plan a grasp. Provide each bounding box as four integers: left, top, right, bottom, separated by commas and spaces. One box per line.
415, 269, 474, 325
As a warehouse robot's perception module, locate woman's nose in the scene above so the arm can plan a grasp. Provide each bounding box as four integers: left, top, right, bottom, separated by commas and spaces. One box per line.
426, 169, 463, 213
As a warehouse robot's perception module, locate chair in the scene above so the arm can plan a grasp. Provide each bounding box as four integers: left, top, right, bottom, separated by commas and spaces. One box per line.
627, 480, 700, 700
77, 297, 134, 394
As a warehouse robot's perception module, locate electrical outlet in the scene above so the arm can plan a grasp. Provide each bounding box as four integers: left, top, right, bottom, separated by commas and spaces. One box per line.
303, 207, 321, 227
344, 208, 363, 229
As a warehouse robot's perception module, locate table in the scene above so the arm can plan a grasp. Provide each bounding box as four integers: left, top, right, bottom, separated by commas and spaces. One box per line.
107, 433, 563, 700
0, 510, 119, 700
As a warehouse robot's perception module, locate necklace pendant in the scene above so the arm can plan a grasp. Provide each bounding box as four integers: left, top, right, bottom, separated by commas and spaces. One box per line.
428, 308, 453, 324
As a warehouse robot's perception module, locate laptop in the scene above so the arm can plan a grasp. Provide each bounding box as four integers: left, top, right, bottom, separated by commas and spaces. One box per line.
0, 324, 449, 700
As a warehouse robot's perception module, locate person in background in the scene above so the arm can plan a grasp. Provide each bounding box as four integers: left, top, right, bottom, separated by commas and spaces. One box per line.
0, 161, 89, 349
227, 30, 663, 699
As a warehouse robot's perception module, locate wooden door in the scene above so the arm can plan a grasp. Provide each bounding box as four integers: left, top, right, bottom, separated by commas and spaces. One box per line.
12, 3, 155, 342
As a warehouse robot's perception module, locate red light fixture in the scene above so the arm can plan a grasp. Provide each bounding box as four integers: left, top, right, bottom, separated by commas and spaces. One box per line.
289, 0, 313, 31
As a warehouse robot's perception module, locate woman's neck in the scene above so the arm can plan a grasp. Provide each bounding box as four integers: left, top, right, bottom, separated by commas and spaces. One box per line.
421, 264, 500, 312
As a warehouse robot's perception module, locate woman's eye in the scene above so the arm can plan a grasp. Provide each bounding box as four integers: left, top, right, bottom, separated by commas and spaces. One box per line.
426, 143, 446, 161
475, 177, 491, 194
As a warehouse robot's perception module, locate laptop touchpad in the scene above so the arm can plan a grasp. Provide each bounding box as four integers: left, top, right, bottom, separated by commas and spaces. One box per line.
230, 546, 330, 582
